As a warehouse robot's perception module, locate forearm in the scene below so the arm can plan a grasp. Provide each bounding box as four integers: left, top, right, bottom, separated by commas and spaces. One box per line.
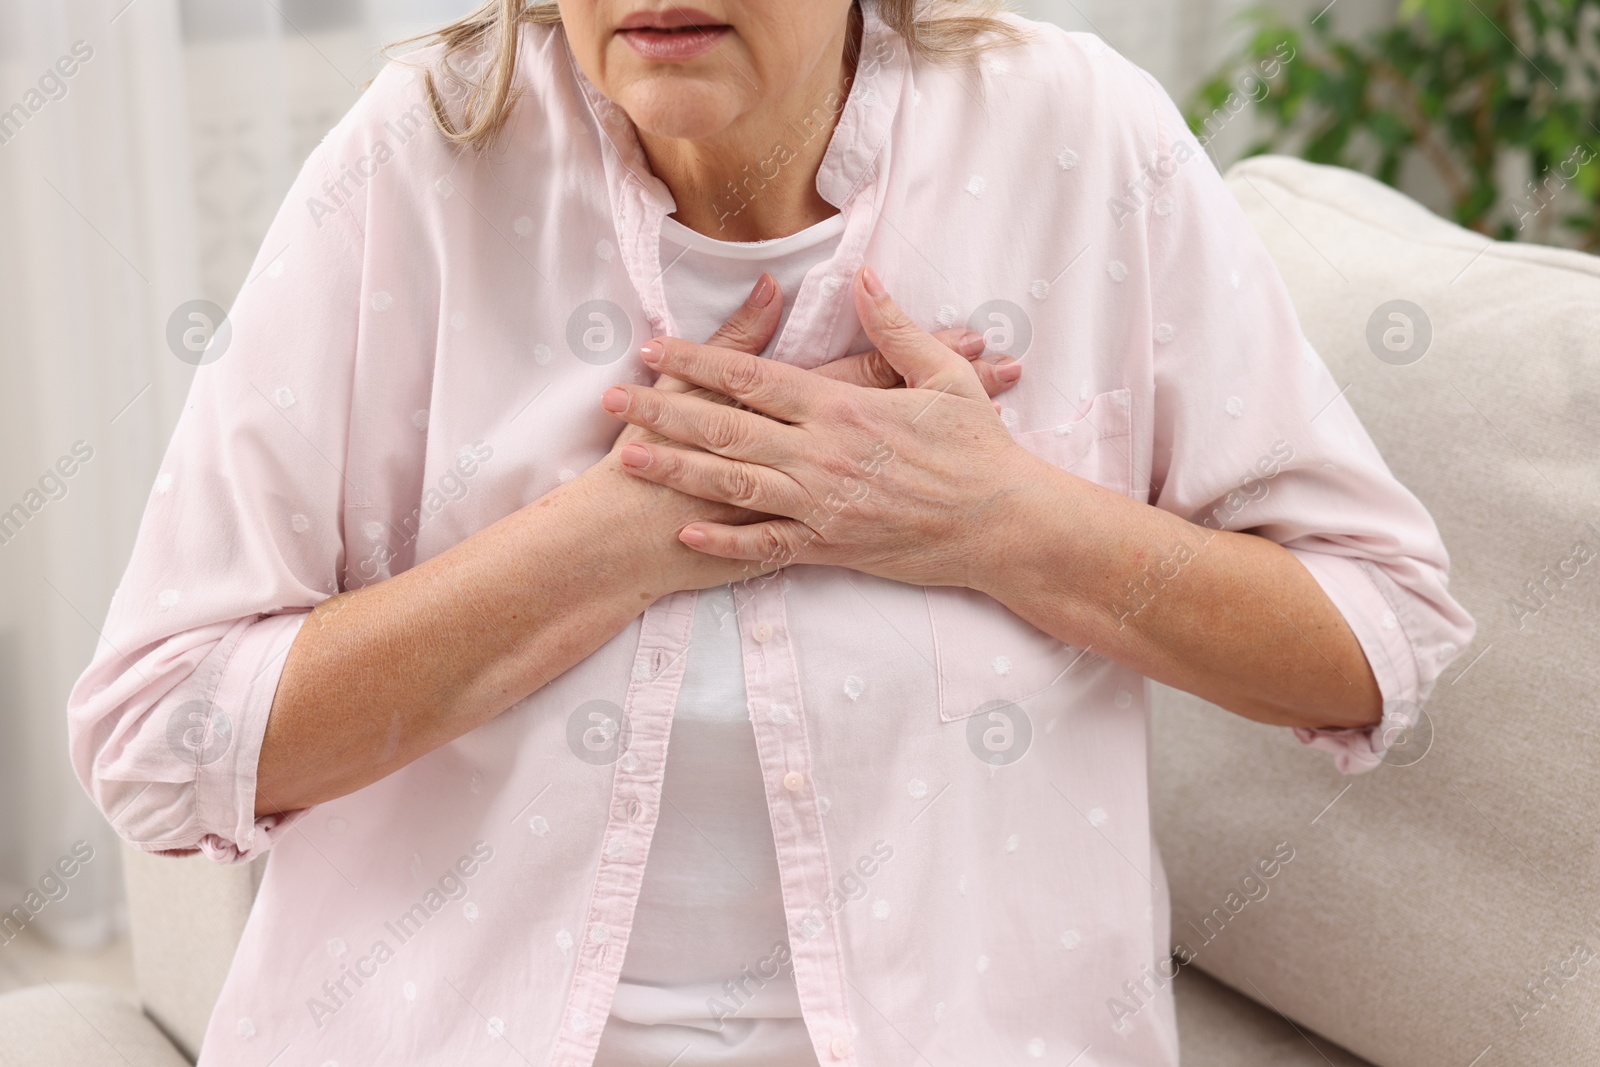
974, 454, 1383, 731
255, 463, 697, 817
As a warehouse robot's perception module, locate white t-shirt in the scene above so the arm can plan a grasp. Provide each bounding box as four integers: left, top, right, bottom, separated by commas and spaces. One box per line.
592, 211, 847, 1067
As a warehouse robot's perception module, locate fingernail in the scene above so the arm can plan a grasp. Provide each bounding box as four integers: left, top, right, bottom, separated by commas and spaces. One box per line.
996, 361, 1023, 382
640, 340, 664, 366
620, 443, 651, 468
959, 331, 986, 357
600, 386, 630, 413
680, 526, 708, 547
749, 274, 776, 308
861, 265, 886, 298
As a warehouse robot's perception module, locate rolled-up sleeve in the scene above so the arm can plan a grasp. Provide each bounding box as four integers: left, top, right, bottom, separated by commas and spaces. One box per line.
1128, 64, 1476, 773
67, 140, 363, 862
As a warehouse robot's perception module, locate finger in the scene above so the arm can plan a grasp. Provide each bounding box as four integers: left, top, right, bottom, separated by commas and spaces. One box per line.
703, 272, 784, 355
813, 328, 975, 388
678, 518, 822, 568
640, 335, 831, 422
601, 382, 798, 464
967, 354, 1024, 399
617, 440, 808, 517
852, 266, 989, 400
651, 273, 785, 397
814, 329, 1025, 398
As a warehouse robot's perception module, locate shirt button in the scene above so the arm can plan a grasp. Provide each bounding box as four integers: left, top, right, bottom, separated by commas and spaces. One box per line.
830, 1035, 850, 1058
752, 621, 773, 642
783, 771, 805, 792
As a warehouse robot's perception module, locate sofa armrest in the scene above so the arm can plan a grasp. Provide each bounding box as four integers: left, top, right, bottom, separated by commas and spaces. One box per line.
122, 844, 264, 1061
0, 983, 191, 1067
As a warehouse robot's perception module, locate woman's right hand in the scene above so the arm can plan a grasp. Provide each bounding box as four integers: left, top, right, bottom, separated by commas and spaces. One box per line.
573, 273, 1023, 598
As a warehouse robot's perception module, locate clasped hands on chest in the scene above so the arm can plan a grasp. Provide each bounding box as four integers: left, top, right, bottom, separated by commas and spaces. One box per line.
593, 266, 1055, 592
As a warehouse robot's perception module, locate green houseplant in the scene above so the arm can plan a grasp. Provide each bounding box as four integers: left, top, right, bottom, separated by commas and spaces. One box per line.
1189, 0, 1600, 248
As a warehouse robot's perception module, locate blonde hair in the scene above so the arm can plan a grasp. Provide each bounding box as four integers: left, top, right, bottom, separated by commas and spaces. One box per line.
387, 0, 1027, 149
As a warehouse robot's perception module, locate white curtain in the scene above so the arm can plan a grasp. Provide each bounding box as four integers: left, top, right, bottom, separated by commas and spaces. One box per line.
0, 0, 478, 954
0, 0, 1396, 955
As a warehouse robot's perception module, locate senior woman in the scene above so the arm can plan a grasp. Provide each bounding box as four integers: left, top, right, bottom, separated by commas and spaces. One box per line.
69, 1, 1473, 1064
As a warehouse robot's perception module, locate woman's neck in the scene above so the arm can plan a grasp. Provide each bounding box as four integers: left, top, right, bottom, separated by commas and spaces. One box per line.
638, 7, 861, 243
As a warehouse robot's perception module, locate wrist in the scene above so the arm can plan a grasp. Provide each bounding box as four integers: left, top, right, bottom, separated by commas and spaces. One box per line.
560, 457, 730, 602
965, 450, 1133, 647
962, 448, 1073, 598
515, 461, 664, 604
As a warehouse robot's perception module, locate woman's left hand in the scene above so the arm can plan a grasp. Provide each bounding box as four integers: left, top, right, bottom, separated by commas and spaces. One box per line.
598, 266, 1051, 589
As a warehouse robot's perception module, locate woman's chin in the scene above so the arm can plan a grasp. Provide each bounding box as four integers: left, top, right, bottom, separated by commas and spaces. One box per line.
617, 84, 744, 142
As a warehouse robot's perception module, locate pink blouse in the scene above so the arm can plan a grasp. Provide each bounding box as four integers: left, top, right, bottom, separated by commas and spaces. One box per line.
67, 7, 1474, 1066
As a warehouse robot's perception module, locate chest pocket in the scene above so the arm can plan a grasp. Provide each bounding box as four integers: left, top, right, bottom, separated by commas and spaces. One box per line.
926, 388, 1134, 723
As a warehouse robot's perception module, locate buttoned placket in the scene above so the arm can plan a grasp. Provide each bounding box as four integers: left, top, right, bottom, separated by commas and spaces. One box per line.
550, 176, 868, 1063
552, 11, 907, 1062
733, 573, 860, 1064
547, 586, 697, 1066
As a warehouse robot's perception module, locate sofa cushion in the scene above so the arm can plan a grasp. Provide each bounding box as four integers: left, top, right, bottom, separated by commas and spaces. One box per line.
0, 983, 190, 1067
1152, 155, 1600, 1067
1174, 966, 1375, 1066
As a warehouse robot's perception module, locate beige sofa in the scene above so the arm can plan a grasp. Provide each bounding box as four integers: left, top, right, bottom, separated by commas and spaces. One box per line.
4, 154, 1596, 1065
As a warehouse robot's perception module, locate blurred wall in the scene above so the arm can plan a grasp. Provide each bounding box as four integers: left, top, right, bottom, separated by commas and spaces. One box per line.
1014, 0, 1401, 170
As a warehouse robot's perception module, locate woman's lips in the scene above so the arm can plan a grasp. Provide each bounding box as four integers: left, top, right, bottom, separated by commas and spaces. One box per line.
617, 25, 730, 62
